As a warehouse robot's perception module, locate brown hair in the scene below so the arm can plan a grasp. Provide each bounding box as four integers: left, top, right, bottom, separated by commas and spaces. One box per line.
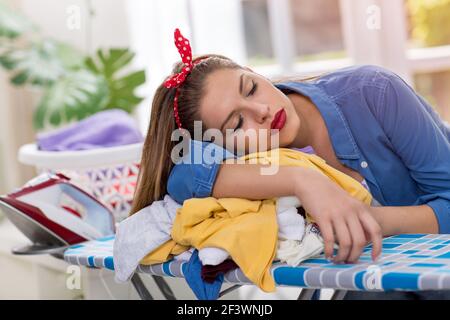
129, 54, 242, 215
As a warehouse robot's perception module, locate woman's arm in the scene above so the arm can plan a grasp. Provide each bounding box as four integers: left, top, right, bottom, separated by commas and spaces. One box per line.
370, 205, 438, 236
213, 162, 382, 263
212, 163, 302, 199
167, 140, 381, 263
366, 67, 450, 234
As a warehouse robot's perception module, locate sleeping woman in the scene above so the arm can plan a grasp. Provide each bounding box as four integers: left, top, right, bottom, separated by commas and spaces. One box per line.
130, 29, 450, 299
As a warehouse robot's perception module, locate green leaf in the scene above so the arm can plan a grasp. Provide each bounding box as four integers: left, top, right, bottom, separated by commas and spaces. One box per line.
55, 41, 85, 70
113, 70, 146, 89
109, 49, 135, 75
33, 69, 109, 129
85, 57, 99, 73
0, 1, 34, 39
0, 52, 16, 70
10, 70, 28, 85
0, 39, 84, 86
85, 48, 146, 114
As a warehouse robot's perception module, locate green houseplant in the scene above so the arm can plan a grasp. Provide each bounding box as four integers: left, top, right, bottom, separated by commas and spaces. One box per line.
0, 1, 146, 130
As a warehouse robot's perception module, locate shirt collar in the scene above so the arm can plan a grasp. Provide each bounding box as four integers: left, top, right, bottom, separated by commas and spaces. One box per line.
275, 81, 360, 160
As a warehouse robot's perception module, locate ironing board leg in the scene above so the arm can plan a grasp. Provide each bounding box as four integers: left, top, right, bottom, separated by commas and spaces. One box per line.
131, 274, 154, 300
297, 288, 317, 300
330, 290, 347, 300
218, 284, 241, 298
152, 275, 177, 300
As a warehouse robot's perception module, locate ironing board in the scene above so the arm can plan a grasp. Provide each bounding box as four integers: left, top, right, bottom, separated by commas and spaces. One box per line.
63, 233, 450, 300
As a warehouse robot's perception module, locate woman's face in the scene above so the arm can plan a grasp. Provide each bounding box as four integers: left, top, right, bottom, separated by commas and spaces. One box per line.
199, 68, 301, 155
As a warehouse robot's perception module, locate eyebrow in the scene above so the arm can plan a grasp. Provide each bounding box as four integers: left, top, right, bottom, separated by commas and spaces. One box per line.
220, 73, 245, 132
239, 73, 244, 95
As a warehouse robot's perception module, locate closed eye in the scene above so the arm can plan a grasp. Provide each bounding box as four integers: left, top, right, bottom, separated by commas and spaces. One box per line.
247, 80, 257, 97
233, 114, 244, 132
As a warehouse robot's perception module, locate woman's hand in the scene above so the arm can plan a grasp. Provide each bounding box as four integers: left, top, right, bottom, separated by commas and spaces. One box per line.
213, 163, 382, 263
294, 169, 382, 263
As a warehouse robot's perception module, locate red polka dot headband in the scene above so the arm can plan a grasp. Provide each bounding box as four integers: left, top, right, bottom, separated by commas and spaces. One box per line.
164, 28, 207, 129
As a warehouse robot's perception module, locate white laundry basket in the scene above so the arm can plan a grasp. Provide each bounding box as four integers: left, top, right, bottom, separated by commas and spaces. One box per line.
18, 143, 143, 222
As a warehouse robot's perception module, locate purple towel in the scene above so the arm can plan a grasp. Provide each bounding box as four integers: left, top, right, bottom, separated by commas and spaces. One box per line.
292, 145, 315, 155
37, 109, 144, 151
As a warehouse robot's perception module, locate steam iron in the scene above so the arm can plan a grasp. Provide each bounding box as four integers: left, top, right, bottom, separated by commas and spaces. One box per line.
0, 173, 115, 257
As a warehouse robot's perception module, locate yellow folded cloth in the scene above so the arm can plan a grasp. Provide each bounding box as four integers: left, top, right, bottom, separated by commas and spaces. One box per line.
140, 148, 372, 292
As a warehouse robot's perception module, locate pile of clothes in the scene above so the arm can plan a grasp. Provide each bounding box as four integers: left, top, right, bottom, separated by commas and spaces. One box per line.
113, 148, 373, 299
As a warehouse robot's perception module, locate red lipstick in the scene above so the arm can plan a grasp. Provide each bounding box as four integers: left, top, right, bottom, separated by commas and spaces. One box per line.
271, 108, 286, 130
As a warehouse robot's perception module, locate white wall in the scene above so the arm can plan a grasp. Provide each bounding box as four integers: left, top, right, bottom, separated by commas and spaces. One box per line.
20, 0, 130, 53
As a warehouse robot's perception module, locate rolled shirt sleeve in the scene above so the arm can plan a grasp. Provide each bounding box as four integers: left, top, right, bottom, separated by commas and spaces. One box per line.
370, 67, 450, 233
167, 140, 235, 204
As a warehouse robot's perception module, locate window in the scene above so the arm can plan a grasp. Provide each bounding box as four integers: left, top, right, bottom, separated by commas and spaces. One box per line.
125, 0, 450, 127
242, 0, 275, 66
240, 0, 350, 77
414, 70, 450, 122
405, 0, 450, 49
404, 0, 450, 121
290, 0, 346, 63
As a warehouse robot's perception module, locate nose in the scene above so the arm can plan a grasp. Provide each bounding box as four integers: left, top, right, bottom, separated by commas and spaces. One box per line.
247, 101, 270, 124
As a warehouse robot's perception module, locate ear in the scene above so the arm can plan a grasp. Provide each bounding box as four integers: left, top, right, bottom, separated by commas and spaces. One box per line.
243, 66, 254, 73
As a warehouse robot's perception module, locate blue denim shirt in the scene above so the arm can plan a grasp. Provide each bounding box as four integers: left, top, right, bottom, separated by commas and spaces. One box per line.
167, 65, 450, 233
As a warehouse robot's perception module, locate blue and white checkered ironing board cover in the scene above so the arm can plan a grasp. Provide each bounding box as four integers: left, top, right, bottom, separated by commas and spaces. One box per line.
64, 233, 450, 292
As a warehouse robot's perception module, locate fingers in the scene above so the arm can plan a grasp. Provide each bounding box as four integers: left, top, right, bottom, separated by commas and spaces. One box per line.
314, 204, 383, 264
346, 215, 368, 263
317, 219, 335, 260
359, 212, 383, 261
333, 219, 352, 263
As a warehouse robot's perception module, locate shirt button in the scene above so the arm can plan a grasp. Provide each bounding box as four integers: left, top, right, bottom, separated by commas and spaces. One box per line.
360, 161, 368, 169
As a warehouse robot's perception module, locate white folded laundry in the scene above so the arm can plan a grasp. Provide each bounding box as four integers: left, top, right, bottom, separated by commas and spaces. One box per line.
276, 223, 324, 266
198, 247, 230, 265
